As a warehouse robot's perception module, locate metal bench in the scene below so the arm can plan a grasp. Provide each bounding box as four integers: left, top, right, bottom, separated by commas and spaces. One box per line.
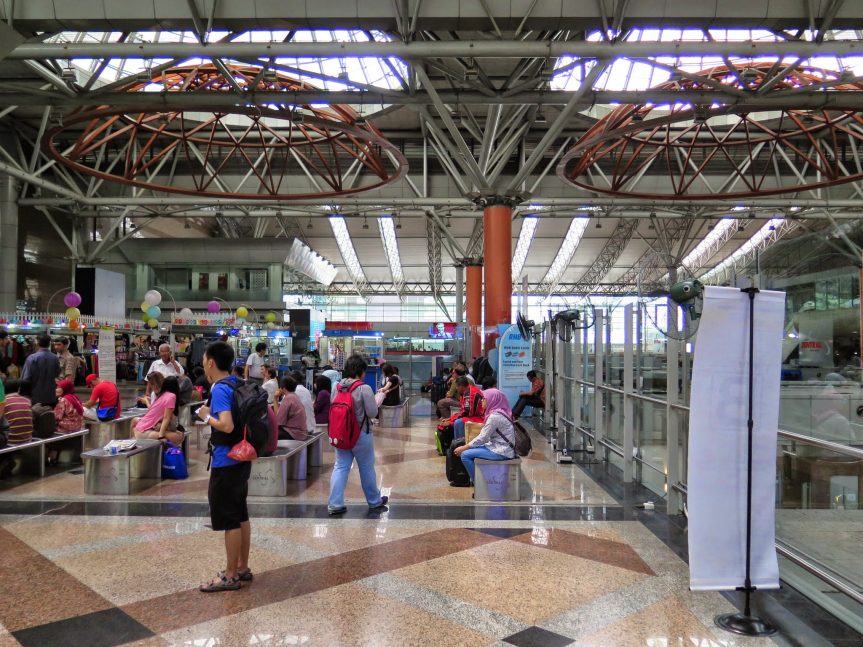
0, 438, 46, 478
307, 431, 326, 467
248, 442, 308, 496
379, 396, 412, 428
43, 429, 89, 466
473, 457, 523, 502
178, 402, 204, 429
82, 438, 162, 495
83, 410, 139, 450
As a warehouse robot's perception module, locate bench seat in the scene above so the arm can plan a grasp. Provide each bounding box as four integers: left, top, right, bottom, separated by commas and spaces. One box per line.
82, 438, 162, 495
473, 457, 523, 502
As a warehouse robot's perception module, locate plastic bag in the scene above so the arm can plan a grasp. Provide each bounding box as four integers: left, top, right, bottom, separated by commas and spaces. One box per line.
227, 427, 258, 462
161, 443, 188, 479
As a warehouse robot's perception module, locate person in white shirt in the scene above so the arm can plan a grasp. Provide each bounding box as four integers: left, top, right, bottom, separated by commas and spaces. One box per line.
244, 343, 267, 385
146, 344, 184, 397
291, 370, 316, 436
262, 366, 278, 408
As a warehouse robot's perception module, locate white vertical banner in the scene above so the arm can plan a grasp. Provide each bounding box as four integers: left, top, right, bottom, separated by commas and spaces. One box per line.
688, 286, 785, 591
98, 327, 116, 384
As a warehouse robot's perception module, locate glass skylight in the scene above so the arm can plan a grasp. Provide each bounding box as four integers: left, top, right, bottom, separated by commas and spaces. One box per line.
377, 216, 404, 285
329, 216, 367, 285
511, 217, 539, 283
701, 218, 785, 281
541, 218, 589, 287
678, 218, 737, 272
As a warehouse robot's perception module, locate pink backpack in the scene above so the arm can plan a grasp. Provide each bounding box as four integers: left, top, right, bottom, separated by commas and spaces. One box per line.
328, 381, 365, 450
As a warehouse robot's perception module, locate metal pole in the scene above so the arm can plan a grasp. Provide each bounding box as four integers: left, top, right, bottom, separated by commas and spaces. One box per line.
623, 304, 635, 483
0, 176, 19, 311
594, 309, 605, 455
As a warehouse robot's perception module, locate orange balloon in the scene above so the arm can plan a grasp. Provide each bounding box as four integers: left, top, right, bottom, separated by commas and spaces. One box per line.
69, 320, 80, 330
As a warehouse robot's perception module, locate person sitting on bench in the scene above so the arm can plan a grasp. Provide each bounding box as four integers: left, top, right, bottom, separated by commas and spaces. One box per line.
511, 370, 545, 420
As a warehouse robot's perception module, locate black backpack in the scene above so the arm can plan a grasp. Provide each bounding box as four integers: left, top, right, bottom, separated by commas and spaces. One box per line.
220, 379, 270, 456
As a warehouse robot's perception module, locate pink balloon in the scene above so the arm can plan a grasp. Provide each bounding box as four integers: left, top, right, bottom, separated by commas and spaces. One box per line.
64, 292, 82, 308
207, 300, 220, 313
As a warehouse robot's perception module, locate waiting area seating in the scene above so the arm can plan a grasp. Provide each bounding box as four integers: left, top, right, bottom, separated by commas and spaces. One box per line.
378, 396, 412, 428
0, 428, 89, 478
249, 432, 327, 496
82, 438, 162, 495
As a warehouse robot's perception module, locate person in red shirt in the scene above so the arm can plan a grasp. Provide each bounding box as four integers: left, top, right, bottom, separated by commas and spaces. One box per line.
82, 374, 121, 421
447, 377, 485, 440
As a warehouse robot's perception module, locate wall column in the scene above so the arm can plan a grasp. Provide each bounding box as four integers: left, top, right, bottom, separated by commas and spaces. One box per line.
466, 262, 483, 357
483, 202, 513, 348
0, 176, 19, 312
454, 263, 464, 360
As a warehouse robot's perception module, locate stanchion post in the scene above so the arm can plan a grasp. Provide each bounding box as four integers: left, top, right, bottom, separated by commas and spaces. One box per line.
715, 287, 777, 637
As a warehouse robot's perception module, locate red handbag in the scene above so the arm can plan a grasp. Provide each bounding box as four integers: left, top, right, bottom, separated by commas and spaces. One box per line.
227, 426, 258, 462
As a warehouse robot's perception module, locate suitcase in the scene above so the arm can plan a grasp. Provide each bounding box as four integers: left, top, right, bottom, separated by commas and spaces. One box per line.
446, 439, 471, 487
435, 423, 454, 456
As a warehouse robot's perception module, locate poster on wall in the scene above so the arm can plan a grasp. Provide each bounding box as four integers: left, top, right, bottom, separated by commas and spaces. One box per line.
688, 286, 784, 591
495, 324, 532, 408
98, 327, 116, 384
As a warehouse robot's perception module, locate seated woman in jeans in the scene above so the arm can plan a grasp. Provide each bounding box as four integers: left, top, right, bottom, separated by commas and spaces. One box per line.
454, 388, 516, 484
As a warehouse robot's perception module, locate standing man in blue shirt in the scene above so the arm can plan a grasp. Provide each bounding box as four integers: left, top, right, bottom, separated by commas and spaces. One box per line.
197, 341, 252, 592
21, 334, 60, 406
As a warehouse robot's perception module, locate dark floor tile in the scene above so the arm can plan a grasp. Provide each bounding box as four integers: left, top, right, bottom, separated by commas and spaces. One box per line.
13, 608, 153, 647
469, 527, 530, 539
502, 625, 573, 647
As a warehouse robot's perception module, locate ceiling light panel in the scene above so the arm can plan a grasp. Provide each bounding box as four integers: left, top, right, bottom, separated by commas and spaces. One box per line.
541, 217, 590, 286
284, 238, 338, 286
511, 217, 539, 283
377, 216, 404, 285
329, 216, 367, 285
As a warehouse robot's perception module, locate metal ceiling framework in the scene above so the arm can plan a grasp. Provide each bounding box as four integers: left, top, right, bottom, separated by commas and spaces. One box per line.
0, 2, 863, 306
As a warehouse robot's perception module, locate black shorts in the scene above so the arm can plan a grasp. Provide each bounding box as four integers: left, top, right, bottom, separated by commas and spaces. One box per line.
208, 461, 252, 531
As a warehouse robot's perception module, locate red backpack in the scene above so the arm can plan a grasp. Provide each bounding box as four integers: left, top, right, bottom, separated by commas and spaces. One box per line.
328, 381, 366, 450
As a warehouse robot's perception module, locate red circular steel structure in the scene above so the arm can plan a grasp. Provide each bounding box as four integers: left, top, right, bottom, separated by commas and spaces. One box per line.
44, 64, 407, 200
557, 64, 863, 200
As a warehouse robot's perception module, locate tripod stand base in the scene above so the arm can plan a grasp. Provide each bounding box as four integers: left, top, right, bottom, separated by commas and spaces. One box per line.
715, 612, 777, 637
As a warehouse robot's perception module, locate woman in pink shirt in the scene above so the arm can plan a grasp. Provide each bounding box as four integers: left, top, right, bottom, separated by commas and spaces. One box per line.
132, 376, 183, 445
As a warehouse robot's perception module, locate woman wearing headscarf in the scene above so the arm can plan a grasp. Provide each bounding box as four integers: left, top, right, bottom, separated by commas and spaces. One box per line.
454, 388, 516, 484
53, 379, 84, 433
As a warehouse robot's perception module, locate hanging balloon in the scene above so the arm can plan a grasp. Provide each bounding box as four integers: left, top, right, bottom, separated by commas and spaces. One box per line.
266, 322, 276, 329
69, 320, 80, 330
148, 318, 159, 328
207, 301, 220, 313
236, 306, 249, 319
144, 290, 162, 306
265, 312, 277, 323
65, 307, 80, 320
64, 292, 82, 308
146, 305, 161, 319
140, 301, 150, 313
179, 307, 193, 318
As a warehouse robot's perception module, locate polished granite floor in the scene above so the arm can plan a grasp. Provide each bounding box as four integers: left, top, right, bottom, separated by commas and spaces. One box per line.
0, 398, 860, 646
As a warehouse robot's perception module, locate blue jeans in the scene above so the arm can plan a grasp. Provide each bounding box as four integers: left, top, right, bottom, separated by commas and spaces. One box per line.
460, 446, 507, 483
328, 431, 384, 510
454, 418, 465, 440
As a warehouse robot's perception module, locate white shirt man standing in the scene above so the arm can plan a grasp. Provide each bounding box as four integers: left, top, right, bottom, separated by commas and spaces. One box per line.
146, 344, 184, 397
244, 343, 267, 385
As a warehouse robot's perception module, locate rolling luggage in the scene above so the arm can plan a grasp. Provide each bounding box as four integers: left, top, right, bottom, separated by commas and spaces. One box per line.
446, 438, 471, 487
435, 422, 454, 456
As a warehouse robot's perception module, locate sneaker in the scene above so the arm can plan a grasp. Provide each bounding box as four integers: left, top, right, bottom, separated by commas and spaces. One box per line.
369, 495, 389, 512
328, 506, 347, 516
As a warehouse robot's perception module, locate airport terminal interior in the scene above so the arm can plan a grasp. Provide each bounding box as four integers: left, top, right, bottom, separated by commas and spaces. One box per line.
2, 1, 863, 645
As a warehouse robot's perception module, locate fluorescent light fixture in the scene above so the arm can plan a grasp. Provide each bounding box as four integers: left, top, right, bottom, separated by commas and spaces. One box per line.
329, 216, 367, 285
541, 217, 589, 287
285, 238, 338, 286
678, 218, 736, 271
701, 218, 785, 281
377, 216, 404, 285
511, 217, 539, 283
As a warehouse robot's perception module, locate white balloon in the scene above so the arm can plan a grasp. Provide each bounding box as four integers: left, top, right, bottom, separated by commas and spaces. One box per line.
179, 307, 193, 318
144, 289, 162, 306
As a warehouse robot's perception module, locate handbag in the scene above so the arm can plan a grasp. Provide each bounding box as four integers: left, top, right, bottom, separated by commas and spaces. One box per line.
161, 442, 188, 479
227, 425, 258, 462
96, 406, 118, 421
374, 390, 386, 408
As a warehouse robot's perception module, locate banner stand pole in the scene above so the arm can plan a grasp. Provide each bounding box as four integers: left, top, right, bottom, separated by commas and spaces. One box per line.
715, 287, 777, 637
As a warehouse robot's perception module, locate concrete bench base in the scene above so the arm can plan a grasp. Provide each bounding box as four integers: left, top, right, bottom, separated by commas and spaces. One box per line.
474, 458, 522, 502
82, 439, 162, 495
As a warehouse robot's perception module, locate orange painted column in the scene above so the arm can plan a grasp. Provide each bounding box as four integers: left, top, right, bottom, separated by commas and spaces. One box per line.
483, 203, 513, 349
466, 263, 483, 355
